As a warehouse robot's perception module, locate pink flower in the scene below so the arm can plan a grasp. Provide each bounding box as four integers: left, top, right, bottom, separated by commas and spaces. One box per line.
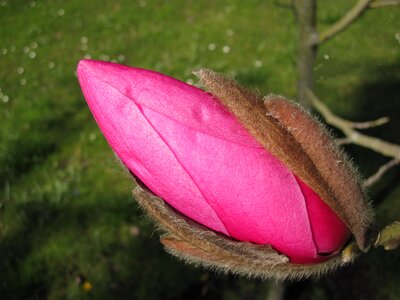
77, 60, 351, 264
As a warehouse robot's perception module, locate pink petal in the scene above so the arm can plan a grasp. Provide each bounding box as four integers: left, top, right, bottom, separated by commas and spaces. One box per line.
77, 60, 349, 263
78, 60, 228, 234
297, 178, 351, 256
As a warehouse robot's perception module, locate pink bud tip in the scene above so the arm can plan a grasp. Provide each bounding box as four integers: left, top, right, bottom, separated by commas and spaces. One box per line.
77, 59, 350, 263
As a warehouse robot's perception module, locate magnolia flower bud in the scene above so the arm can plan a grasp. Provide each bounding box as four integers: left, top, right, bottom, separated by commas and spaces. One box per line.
77, 60, 374, 279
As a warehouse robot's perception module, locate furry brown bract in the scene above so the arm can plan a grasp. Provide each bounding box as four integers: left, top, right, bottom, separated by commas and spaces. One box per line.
194, 68, 374, 252
132, 182, 346, 280
130, 69, 375, 279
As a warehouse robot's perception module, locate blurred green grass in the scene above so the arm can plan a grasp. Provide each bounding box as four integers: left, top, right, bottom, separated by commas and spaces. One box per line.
0, 0, 399, 299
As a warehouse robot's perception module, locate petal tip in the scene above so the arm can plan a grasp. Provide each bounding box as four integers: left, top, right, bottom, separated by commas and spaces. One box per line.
77, 59, 97, 83
77, 59, 105, 76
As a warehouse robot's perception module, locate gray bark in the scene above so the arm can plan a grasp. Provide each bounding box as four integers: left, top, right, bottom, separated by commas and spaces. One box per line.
293, 0, 317, 108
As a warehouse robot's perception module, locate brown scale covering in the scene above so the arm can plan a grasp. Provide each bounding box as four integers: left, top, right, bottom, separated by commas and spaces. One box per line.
194, 69, 374, 251
133, 182, 346, 280
129, 69, 374, 279
264, 96, 374, 250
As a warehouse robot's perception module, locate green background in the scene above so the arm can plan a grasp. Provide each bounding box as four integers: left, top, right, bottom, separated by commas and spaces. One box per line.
1, 0, 400, 299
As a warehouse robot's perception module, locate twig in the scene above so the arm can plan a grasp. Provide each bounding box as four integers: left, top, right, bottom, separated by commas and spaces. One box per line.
350, 117, 389, 129
317, 0, 400, 44
272, 0, 294, 10
265, 282, 285, 300
306, 89, 400, 159
364, 158, 400, 188
375, 221, 400, 250
336, 137, 352, 145
369, 0, 400, 8
332, 116, 389, 130
317, 0, 372, 44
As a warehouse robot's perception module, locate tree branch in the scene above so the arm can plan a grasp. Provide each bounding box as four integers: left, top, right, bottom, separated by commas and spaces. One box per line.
364, 158, 400, 188
265, 282, 285, 300
369, 0, 400, 8
317, 0, 372, 44
293, 0, 317, 107
336, 137, 352, 145
272, 0, 294, 10
375, 221, 400, 250
317, 0, 400, 44
349, 116, 389, 129
306, 89, 400, 159
331, 116, 389, 130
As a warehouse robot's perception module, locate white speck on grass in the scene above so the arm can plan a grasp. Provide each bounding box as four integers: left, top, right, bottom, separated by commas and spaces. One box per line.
17, 67, 24, 74
155, 62, 163, 71
89, 133, 97, 141
80, 36, 88, 44
20, 78, 26, 85
84, 54, 91, 59
225, 5, 232, 13
117, 54, 125, 62
395, 32, 400, 43
80, 44, 88, 51
99, 54, 110, 61
23, 46, 30, 53
222, 45, 230, 54
29, 51, 36, 59
2, 95, 9, 103
207, 43, 216, 51
57, 9, 65, 16
48, 61, 55, 69
1, 48, 7, 55
254, 60, 263, 68
226, 29, 234, 37
186, 79, 194, 85
31, 42, 38, 49
29, 1, 35, 7
129, 226, 141, 237
323, 54, 330, 60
